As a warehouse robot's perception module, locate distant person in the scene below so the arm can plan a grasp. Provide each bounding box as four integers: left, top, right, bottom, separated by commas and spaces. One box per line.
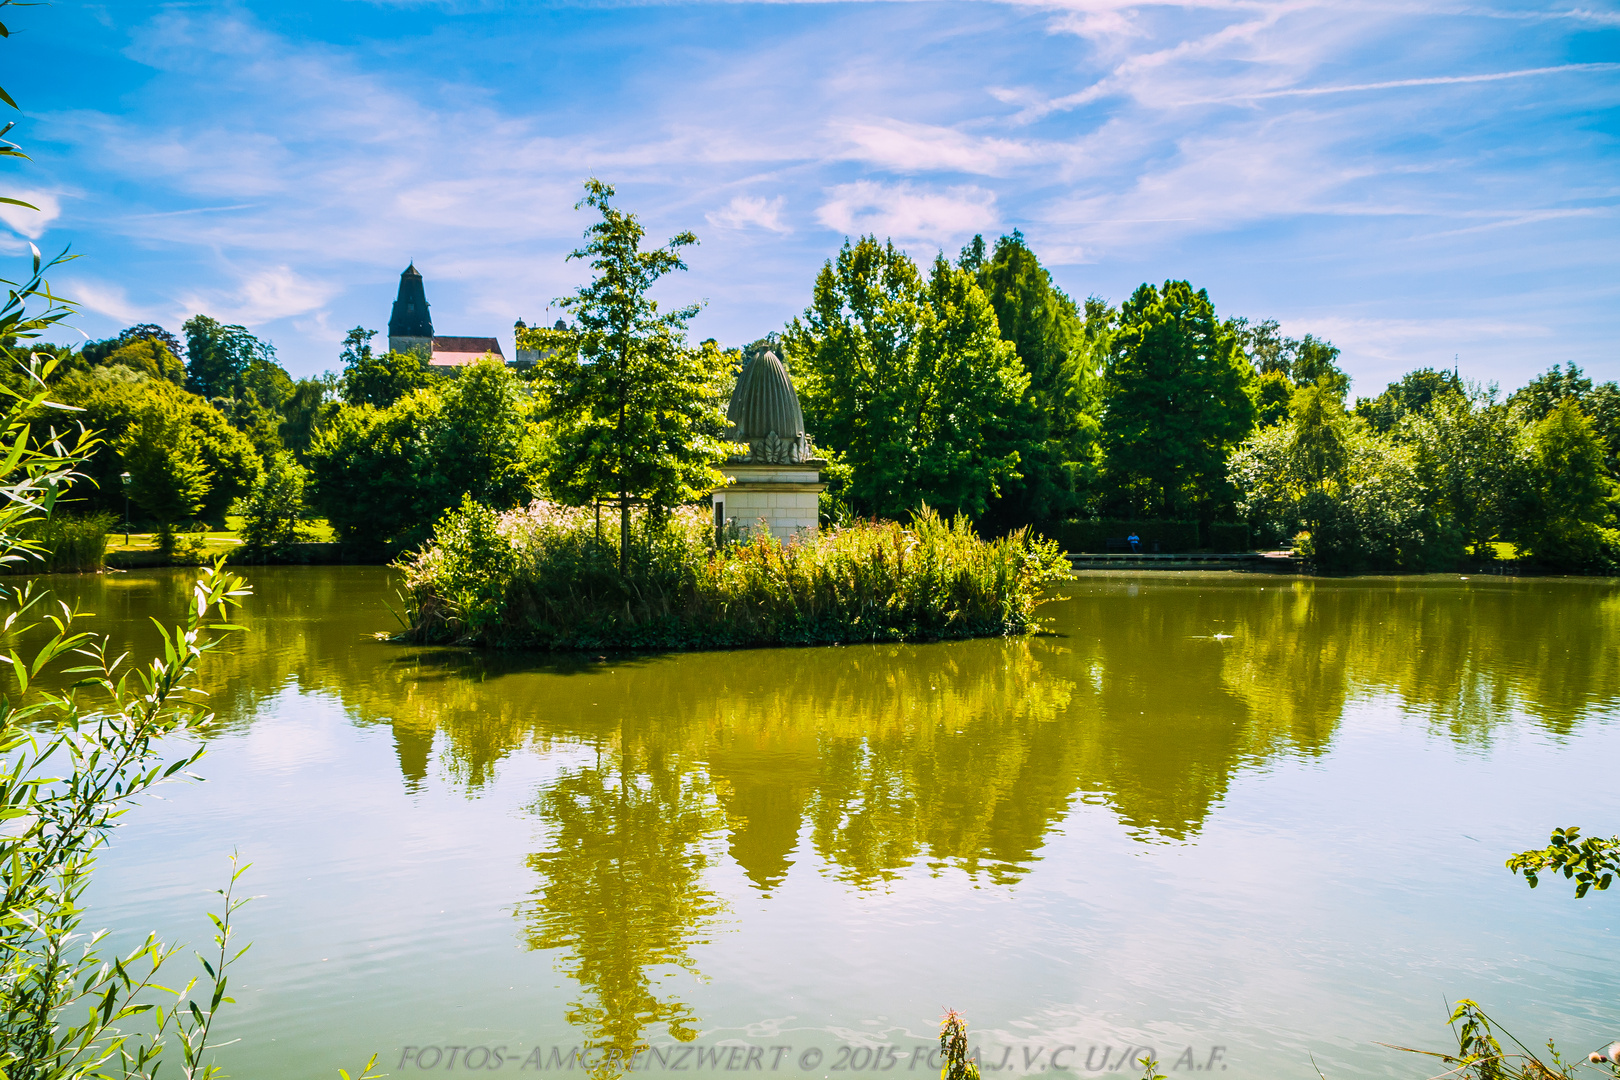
1127, 532, 1141, 553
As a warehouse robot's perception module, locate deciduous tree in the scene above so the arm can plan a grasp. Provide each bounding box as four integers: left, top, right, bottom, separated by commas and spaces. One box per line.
519, 180, 734, 572
339, 326, 432, 408
784, 237, 1028, 521
1511, 399, 1618, 569
117, 402, 211, 553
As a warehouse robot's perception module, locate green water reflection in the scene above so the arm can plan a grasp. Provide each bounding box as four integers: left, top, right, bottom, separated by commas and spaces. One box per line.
41, 568, 1620, 1071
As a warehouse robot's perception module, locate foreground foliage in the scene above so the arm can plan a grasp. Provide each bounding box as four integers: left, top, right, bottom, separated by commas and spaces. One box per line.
1393, 999, 1620, 1080
1507, 826, 1620, 898
398, 500, 1071, 650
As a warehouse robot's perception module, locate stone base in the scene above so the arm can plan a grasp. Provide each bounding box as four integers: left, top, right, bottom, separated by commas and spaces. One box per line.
714, 470, 825, 543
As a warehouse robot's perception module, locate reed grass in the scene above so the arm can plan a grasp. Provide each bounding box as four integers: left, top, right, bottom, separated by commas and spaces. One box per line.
11, 510, 116, 572
397, 498, 1071, 650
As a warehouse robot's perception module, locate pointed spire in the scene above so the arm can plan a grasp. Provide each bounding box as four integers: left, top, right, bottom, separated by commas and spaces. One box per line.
389, 262, 433, 339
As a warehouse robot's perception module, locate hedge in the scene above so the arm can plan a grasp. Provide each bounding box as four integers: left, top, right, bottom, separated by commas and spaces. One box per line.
1051, 520, 1253, 554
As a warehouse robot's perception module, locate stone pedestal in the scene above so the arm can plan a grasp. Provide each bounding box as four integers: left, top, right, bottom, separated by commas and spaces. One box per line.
714, 463, 825, 542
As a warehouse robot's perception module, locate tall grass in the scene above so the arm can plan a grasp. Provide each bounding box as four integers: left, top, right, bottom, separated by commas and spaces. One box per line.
397, 498, 1072, 650
12, 510, 116, 572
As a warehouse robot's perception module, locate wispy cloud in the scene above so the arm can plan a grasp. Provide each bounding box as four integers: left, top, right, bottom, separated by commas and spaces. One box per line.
707, 195, 792, 233
1217, 62, 1620, 103
176, 266, 334, 326
64, 278, 147, 325
833, 119, 1044, 175
817, 181, 998, 250
14, 0, 1617, 389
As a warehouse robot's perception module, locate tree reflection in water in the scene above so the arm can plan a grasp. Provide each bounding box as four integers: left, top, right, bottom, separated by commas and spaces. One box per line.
24, 568, 1620, 1075
518, 738, 725, 1074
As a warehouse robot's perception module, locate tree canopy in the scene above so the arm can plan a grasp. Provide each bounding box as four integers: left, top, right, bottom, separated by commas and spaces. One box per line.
338, 326, 432, 408
782, 236, 1028, 521
961, 231, 1101, 529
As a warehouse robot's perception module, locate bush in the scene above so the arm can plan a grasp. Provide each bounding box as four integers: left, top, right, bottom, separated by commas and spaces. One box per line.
1052, 519, 1200, 553
12, 511, 116, 572
398, 501, 1072, 650
237, 451, 311, 560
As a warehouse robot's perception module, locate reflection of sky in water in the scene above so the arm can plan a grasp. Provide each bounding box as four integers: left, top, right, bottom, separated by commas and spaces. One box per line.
70, 568, 1620, 1079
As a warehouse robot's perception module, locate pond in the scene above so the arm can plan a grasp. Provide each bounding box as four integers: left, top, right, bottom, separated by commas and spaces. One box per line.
58, 567, 1620, 1078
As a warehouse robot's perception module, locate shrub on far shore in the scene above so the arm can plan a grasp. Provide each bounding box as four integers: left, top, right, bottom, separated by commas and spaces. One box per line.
397, 499, 1072, 650
11, 511, 116, 572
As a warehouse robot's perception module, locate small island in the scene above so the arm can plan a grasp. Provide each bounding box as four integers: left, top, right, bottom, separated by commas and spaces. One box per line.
397, 344, 1070, 651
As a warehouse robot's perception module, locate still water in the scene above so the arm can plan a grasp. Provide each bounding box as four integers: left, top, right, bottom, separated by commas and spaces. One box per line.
60, 568, 1620, 1078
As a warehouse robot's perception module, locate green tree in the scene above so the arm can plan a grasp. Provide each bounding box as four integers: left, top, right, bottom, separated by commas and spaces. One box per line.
783, 236, 1027, 521
1254, 370, 1294, 428
230, 388, 283, 460
46, 371, 260, 524
1354, 367, 1463, 434
238, 451, 310, 559
339, 326, 431, 408
1511, 398, 1618, 569
104, 337, 186, 384
1509, 363, 1620, 481
183, 315, 274, 400
305, 390, 442, 551
1291, 335, 1348, 398
1100, 281, 1256, 519
520, 179, 733, 572
1227, 318, 1348, 425
1399, 386, 1518, 557
75, 325, 186, 383
428, 358, 542, 511
280, 375, 334, 459
1229, 389, 1438, 570
117, 402, 212, 554
962, 231, 1102, 529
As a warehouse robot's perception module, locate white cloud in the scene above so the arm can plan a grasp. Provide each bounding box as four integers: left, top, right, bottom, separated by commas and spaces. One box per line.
707, 195, 792, 233
1304, 315, 1556, 365
816, 181, 998, 249
834, 119, 1043, 175
64, 279, 146, 324
177, 266, 333, 326
0, 191, 62, 239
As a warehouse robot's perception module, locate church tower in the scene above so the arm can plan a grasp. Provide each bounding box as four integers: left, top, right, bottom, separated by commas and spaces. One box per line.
388, 263, 433, 356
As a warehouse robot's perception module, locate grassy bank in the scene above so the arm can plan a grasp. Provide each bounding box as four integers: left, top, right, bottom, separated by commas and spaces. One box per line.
396, 500, 1072, 650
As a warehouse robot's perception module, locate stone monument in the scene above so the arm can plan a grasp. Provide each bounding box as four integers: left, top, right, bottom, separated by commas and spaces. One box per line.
714, 350, 825, 542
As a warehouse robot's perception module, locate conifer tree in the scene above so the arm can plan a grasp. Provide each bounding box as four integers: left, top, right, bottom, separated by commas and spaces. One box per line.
961, 231, 1102, 528
1100, 280, 1256, 518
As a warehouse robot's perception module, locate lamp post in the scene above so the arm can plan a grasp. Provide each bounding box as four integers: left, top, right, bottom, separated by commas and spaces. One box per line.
120, 471, 131, 545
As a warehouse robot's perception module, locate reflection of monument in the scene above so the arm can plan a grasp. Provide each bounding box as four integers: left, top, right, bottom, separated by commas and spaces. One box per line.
387, 262, 507, 368
714, 351, 825, 542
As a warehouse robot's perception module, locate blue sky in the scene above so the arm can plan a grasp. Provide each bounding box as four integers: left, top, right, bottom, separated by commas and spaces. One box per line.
7, 0, 1618, 393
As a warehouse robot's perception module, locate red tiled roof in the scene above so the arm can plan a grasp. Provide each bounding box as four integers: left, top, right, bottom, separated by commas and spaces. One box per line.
428, 335, 504, 367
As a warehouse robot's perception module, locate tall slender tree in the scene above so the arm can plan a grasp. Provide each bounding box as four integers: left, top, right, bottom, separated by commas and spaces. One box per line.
520, 180, 734, 573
